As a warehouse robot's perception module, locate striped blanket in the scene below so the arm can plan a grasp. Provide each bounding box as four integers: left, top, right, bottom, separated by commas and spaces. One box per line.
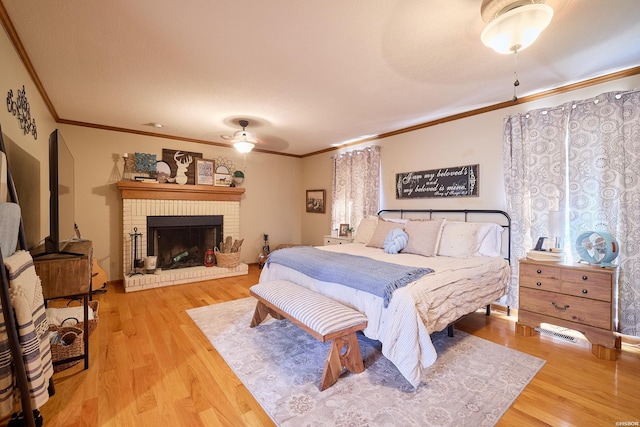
266, 246, 433, 307
0, 250, 53, 417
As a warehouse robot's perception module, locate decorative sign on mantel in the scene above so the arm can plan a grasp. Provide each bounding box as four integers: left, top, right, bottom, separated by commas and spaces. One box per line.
395, 164, 478, 199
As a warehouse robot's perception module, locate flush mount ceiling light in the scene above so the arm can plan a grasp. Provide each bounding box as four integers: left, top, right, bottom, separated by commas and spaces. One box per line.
480, 1, 554, 54
231, 120, 257, 153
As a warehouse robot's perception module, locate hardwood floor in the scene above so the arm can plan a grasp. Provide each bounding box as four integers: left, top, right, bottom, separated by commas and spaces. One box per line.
30, 264, 639, 426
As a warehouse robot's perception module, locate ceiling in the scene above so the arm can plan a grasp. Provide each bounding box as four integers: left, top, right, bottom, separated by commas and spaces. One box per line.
2, 1, 640, 157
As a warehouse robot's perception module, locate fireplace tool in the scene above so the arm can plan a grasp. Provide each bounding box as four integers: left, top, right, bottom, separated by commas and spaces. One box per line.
128, 227, 143, 276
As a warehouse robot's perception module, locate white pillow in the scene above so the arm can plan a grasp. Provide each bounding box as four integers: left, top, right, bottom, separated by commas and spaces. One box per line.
354, 216, 378, 244
366, 219, 405, 248
437, 222, 478, 258
475, 223, 504, 257
402, 218, 446, 257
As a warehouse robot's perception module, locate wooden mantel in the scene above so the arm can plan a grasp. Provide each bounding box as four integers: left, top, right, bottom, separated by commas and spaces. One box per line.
117, 181, 245, 202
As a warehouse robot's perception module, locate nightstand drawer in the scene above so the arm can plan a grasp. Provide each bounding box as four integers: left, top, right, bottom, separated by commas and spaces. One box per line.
519, 263, 562, 280
560, 280, 611, 302
562, 269, 611, 287
519, 262, 562, 292
520, 288, 611, 329
323, 235, 354, 245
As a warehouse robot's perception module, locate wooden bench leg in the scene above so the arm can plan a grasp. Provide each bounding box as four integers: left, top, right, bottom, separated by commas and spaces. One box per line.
250, 301, 269, 327
319, 333, 364, 391
250, 301, 286, 327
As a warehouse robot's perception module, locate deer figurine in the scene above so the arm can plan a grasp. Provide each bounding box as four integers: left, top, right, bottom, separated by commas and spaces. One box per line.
174, 151, 193, 185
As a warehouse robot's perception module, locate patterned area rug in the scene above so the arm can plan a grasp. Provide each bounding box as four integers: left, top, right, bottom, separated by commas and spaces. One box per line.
187, 298, 545, 426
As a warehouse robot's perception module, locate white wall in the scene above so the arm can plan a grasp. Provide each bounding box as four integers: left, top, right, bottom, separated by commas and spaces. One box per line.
301, 74, 640, 242
0, 24, 58, 245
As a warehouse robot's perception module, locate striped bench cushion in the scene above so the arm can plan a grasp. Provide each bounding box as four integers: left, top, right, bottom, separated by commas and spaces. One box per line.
250, 280, 367, 337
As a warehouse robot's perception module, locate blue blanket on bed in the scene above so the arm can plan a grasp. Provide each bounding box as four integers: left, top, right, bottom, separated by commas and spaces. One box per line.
266, 246, 434, 307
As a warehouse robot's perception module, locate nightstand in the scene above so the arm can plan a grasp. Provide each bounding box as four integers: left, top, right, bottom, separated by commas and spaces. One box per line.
516, 258, 620, 360
323, 235, 354, 245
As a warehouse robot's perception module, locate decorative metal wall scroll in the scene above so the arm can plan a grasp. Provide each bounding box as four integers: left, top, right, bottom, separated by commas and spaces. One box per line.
6, 85, 37, 139
396, 164, 479, 199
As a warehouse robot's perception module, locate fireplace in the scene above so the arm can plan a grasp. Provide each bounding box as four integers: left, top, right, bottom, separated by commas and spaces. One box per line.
118, 181, 248, 292
147, 215, 223, 270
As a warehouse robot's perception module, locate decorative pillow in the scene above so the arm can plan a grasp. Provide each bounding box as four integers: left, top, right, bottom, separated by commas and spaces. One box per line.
437, 222, 478, 258
366, 219, 405, 248
383, 228, 409, 254
402, 218, 446, 257
354, 216, 378, 244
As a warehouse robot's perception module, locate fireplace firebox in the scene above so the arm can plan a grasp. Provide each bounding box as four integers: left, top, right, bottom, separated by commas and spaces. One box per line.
147, 215, 223, 270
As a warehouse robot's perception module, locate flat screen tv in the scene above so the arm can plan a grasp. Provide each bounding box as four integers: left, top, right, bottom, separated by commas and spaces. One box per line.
44, 129, 77, 255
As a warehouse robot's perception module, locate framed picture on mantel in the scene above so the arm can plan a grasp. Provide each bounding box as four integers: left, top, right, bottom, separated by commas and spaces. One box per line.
195, 159, 214, 185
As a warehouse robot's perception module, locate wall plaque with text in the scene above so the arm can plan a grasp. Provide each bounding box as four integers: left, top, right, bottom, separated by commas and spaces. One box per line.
396, 164, 478, 199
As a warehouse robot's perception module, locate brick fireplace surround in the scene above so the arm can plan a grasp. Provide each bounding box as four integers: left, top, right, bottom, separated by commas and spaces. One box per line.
117, 181, 248, 292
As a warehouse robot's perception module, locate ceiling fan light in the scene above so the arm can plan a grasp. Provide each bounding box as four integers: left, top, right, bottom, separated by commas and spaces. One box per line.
234, 141, 255, 153
481, 4, 553, 54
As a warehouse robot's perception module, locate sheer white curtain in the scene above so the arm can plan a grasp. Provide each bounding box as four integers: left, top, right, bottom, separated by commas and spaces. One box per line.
332, 146, 380, 231
503, 90, 640, 336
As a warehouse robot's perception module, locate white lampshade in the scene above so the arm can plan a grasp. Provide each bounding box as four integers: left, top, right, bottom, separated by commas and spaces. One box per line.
231, 128, 257, 153
233, 141, 255, 153
481, 4, 554, 54
548, 210, 565, 236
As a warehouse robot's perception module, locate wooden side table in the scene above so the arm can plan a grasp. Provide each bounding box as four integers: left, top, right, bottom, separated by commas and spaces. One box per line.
31, 240, 92, 369
516, 258, 620, 360
323, 235, 354, 245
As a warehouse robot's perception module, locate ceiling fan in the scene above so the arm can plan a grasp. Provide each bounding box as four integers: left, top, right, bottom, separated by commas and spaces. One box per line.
221, 119, 259, 153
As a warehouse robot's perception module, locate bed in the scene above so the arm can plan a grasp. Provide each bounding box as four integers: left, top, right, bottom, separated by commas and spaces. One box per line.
259, 209, 512, 388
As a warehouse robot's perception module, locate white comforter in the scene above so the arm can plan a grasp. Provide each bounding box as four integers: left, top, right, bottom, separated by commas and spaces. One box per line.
259, 243, 510, 388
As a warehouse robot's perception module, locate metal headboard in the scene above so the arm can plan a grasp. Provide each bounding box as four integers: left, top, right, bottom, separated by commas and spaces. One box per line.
377, 209, 512, 263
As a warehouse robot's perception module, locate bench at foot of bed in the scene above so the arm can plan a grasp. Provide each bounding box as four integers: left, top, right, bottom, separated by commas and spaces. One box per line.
249, 280, 368, 391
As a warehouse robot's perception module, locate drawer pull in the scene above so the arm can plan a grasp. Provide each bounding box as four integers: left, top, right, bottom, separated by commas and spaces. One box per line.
536, 282, 542, 287
551, 301, 570, 311
582, 275, 588, 281
536, 269, 542, 274
582, 289, 588, 294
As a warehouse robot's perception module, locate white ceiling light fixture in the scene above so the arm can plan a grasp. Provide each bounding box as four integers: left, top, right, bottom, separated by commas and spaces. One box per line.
480, 0, 554, 101
231, 120, 257, 153
481, 1, 554, 54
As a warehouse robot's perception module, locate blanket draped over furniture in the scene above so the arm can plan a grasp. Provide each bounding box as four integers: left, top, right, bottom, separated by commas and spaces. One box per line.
266, 246, 434, 307
0, 203, 54, 419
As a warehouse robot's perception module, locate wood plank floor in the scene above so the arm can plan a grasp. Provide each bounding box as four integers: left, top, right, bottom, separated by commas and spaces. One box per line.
26, 264, 640, 426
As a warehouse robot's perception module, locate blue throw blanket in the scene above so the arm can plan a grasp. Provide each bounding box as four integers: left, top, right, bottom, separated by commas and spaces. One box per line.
266, 246, 434, 307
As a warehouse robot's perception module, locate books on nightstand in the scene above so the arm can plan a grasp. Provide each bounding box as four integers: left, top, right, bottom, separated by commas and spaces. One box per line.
526, 249, 564, 262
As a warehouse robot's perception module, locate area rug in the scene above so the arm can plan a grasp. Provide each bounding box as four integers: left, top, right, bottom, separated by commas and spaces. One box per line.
187, 298, 545, 426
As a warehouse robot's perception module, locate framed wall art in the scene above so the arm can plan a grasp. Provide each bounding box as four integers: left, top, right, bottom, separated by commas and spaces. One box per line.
195, 159, 214, 185
214, 164, 232, 186
306, 189, 325, 213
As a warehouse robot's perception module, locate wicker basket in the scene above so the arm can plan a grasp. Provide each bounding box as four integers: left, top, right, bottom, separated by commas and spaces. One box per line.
79, 300, 99, 336
214, 248, 240, 268
49, 325, 84, 372
49, 300, 99, 336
